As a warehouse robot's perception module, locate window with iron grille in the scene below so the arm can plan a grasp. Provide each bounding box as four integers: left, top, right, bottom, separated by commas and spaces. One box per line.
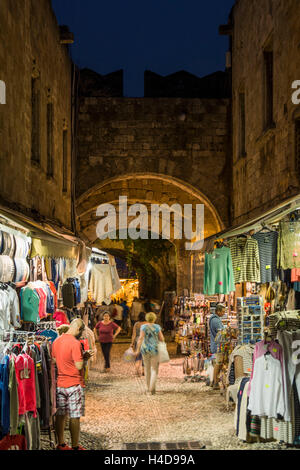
62, 129, 68, 193
295, 119, 300, 176
31, 77, 41, 164
264, 50, 274, 129
47, 103, 54, 178
239, 92, 246, 157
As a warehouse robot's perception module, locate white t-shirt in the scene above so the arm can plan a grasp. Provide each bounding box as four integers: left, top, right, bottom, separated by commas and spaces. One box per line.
248, 354, 285, 419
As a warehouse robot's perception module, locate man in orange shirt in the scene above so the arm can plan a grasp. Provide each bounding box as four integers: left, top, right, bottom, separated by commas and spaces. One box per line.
52, 318, 94, 451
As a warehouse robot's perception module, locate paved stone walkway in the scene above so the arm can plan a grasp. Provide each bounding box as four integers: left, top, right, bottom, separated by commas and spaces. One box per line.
41, 342, 297, 450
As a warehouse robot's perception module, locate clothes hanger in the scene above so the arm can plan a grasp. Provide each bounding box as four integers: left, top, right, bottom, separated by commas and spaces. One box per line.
256, 222, 275, 233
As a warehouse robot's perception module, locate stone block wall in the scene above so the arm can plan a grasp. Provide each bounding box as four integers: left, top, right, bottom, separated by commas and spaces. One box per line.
76, 94, 232, 231
231, 0, 300, 226
0, 0, 73, 229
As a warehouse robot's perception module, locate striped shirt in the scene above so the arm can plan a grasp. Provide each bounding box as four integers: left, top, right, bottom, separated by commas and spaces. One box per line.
228, 237, 261, 284
252, 231, 278, 283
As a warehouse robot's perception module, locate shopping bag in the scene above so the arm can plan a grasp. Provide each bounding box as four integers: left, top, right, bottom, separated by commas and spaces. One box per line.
157, 341, 170, 363
123, 347, 136, 363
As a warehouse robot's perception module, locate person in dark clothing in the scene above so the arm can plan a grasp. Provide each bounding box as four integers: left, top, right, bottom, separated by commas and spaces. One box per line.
121, 300, 129, 333
143, 298, 152, 313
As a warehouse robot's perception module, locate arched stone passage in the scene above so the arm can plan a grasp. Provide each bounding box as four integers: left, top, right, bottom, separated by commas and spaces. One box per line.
92, 239, 176, 299
76, 174, 222, 295
77, 173, 224, 237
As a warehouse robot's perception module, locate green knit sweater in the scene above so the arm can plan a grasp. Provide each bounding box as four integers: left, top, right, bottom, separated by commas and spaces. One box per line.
204, 246, 235, 295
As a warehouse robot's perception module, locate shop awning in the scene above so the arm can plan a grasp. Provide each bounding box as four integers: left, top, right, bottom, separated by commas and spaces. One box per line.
30, 237, 78, 259
201, 193, 300, 251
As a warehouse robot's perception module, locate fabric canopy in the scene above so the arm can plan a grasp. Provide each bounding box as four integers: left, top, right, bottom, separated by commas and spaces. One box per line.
30, 237, 79, 260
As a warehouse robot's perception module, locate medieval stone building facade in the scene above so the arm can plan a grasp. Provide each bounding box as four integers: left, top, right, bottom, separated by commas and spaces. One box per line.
75, 69, 232, 294
1, 0, 300, 295
0, 0, 74, 232
223, 0, 300, 226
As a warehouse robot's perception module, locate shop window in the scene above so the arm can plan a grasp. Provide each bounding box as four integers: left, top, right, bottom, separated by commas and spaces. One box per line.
47, 103, 54, 178
263, 49, 274, 130
62, 129, 68, 193
239, 92, 246, 157
31, 77, 41, 164
295, 119, 300, 176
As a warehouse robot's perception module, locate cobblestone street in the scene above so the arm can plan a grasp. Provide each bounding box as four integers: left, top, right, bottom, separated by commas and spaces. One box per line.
40, 341, 298, 451
80, 342, 234, 450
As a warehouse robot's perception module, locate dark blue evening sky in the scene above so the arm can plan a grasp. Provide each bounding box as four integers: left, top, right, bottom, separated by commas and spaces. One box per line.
52, 0, 235, 97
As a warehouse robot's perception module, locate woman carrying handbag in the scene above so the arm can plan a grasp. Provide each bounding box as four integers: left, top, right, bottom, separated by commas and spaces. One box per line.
135, 312, 167, 395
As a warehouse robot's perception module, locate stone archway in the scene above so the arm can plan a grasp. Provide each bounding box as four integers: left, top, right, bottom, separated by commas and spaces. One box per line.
92, 239, 176, 299
76, 173, 223, 295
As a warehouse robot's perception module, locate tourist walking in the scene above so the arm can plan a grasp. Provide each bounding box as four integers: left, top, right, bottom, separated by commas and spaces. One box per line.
94, 313, 121, 372
135, 312, 165, 394
131, 312, 147, 376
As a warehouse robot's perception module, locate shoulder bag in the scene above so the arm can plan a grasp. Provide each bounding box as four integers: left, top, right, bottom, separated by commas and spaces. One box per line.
157, 341, 170, 363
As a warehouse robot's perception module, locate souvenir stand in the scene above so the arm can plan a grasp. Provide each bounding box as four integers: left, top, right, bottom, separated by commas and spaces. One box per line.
87, 249, 122, 308
202, 208, 300, 447
174, 294, 238, 383
174, 295, 210, 382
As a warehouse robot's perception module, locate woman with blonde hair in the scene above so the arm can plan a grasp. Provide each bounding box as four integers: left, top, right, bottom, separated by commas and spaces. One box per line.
135, 312, 165, 395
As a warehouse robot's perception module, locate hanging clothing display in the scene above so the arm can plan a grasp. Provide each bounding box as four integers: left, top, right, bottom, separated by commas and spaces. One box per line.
252, 230, 278, 283
62, 278, 81, 309
277, 220, 300, 269
62, 259, 77, 283
14, 259, 30, 283
0, 284, 21, 330
291, 269, 300, 283
277, 330, 300, 423
248, 354, 285, 419
53, 310, 70, 328
0, 230, 30, 285
20, 281, 57, 324
278, 221, 300, 270
248, 340, 285, 401
228, 237, 261, 284
235, 378, 250, 440
81, 325, 97, 365
89, 263, 114, 305
0, 330, 58, 449
230, 344, 255, 376
0, 256, 15, 283
14, 236, 30, 259
78, 267, 91, 307
0, 232, 15, 258
76, 241, 89, 276
204, 246, 235, 295
108, 254, 122, 294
